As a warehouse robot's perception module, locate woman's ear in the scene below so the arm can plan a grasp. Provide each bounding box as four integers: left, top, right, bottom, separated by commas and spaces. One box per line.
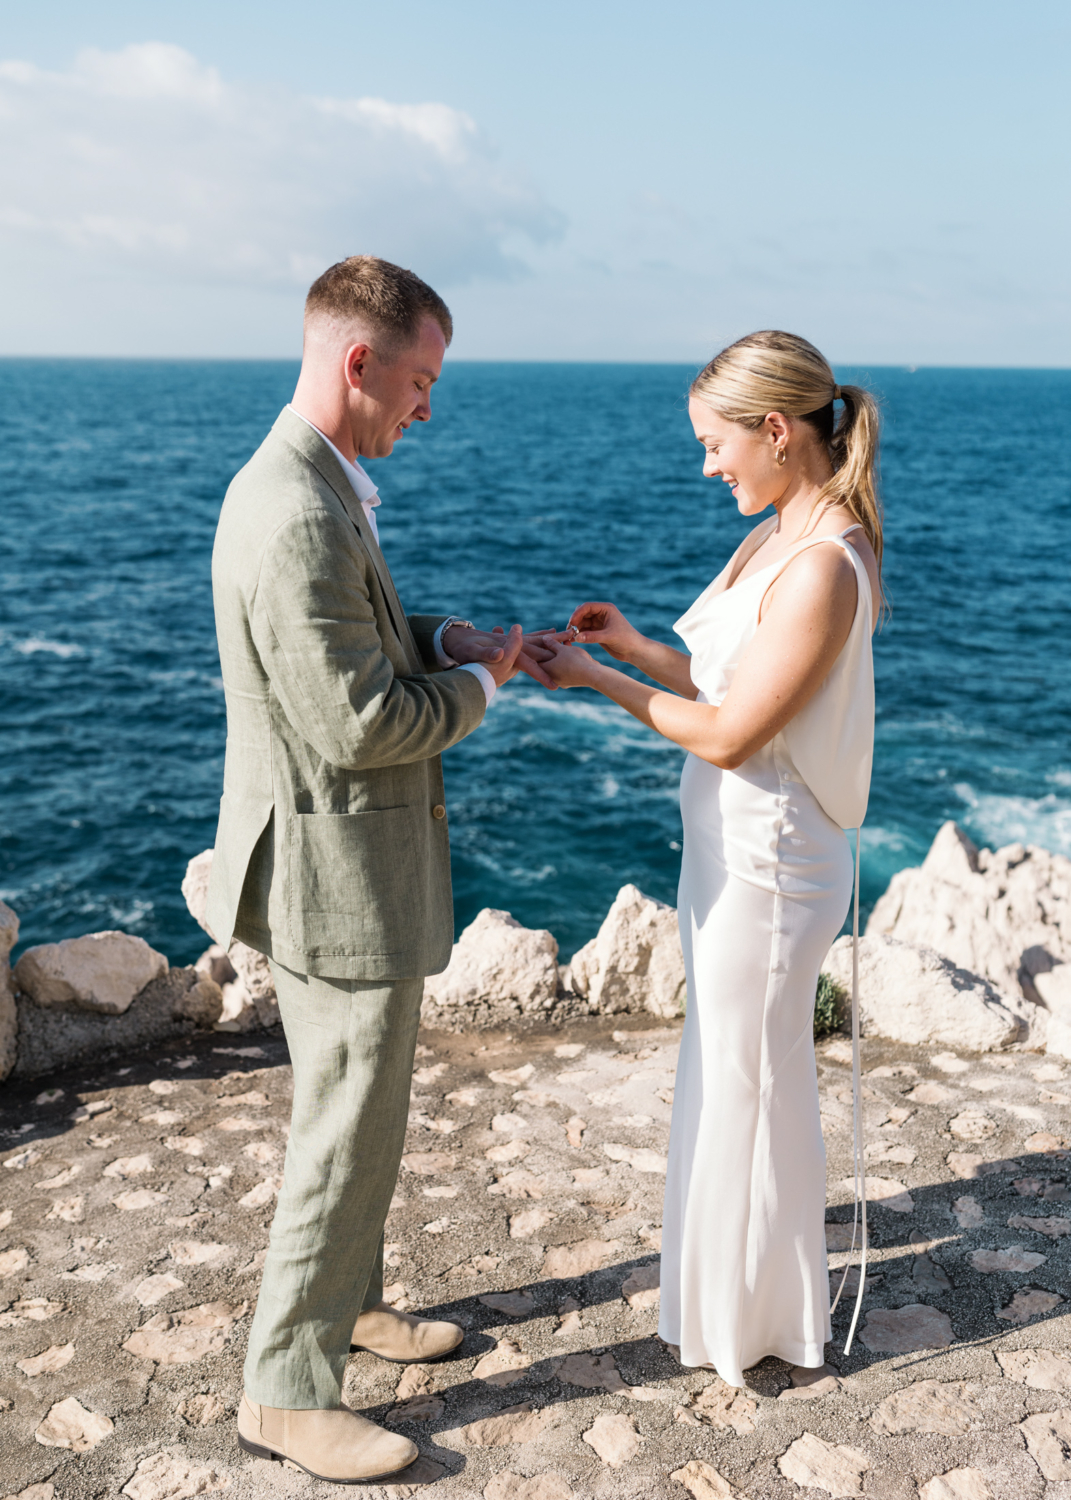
764, 411, 791, 447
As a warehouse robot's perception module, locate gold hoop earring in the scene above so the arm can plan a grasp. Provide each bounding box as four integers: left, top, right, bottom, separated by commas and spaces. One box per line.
775, 447, 787, 467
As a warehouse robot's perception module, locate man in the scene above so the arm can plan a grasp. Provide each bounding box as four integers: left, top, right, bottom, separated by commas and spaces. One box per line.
206, 256, 545, 1483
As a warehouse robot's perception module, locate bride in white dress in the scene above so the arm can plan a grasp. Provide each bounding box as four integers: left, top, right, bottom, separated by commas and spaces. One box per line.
539, 330, 882, 1386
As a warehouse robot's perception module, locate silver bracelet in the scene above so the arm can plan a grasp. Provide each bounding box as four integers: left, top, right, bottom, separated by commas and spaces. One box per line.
438, 617, 475, 667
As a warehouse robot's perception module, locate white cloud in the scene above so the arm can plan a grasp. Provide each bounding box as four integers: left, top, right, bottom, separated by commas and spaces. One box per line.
0, 43, 562, 313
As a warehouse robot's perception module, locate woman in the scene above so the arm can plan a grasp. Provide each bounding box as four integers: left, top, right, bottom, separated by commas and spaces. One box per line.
539, 330, 880, 1386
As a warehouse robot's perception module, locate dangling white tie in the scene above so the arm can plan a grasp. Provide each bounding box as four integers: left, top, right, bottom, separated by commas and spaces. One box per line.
828, 827, 867, 1353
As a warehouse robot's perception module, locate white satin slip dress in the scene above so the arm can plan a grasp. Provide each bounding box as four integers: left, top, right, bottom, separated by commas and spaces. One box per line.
658, 521, 875, 1385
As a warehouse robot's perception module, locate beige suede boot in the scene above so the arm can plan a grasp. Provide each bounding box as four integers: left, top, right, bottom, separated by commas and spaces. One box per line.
350, 1300, 464, 1363
237, 1394, 418, 1482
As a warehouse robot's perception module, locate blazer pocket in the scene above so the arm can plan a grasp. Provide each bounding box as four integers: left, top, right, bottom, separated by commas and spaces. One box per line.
288, 807, 416, 958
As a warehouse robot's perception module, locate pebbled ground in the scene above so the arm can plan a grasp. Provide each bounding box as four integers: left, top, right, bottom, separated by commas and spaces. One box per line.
3, 1017, 1071, 1499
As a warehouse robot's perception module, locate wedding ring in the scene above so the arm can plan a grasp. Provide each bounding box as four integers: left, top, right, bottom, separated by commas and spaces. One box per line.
566, 624, 580, 642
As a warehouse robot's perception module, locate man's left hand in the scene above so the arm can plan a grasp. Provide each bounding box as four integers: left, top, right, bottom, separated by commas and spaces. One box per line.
443, 623, 564, 690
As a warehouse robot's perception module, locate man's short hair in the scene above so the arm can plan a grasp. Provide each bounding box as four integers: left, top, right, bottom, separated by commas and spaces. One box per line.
304, 256, 452, 355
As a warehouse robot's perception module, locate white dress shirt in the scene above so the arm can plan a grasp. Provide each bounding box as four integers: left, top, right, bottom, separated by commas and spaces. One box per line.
287, 406, 495, 703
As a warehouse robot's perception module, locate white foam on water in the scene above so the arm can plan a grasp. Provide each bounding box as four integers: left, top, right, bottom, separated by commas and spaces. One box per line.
107, 899, 154, 927
502, 690, 634, 727
955, 783, 1071, 857
11, 637, 83, 658
859, 825, 911, 855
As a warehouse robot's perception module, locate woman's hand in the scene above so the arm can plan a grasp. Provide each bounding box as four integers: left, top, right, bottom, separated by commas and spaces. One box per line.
537, 636, 607, 689
567, 601, 646, 663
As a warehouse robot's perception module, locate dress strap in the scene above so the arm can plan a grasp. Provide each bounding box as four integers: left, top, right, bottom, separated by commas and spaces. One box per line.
829, 830, 868, 1350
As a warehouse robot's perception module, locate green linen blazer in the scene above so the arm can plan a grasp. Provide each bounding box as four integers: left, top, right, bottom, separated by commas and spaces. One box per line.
204, 407, 487, 981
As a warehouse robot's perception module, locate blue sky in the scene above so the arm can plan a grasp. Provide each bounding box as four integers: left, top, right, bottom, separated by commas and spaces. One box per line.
0, 0, 1068, 362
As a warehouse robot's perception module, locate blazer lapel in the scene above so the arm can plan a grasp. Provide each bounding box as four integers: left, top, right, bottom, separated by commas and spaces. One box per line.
273, 409, 422, 670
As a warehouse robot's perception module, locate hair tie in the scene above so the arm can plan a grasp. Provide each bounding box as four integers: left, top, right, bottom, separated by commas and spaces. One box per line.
833, 385, 843, 400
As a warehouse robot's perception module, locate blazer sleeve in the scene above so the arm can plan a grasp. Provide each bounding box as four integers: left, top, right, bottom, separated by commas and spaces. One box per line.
250, 507, 486, 770
407, 613, 452, 673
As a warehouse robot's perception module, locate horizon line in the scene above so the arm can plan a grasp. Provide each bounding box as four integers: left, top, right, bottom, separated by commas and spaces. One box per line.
1, 354, 1069, 372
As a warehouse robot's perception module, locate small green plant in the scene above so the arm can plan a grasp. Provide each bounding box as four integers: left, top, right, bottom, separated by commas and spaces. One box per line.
814, 971, 847, 1039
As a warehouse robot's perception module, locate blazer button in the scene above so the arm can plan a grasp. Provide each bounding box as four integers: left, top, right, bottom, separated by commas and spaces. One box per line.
432, 804, 446, 820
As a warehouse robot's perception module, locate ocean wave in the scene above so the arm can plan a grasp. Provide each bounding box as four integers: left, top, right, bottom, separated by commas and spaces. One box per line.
860, 825, 912, 854
9, 637, 83, 658
499, 690, 634, 727
954, 783, 1071, 857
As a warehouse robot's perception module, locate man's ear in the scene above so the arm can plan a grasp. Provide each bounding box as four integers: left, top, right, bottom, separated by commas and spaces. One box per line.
344, 343, 373, 391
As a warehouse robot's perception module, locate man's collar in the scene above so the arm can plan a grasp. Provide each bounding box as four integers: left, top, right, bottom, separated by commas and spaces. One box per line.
286, 405, 380, 507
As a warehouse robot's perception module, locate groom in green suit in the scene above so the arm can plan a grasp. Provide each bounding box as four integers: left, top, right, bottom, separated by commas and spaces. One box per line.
207, 256, 539, 1483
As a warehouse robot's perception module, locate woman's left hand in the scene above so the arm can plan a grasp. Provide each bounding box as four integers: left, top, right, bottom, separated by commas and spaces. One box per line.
537, 635, 605, 689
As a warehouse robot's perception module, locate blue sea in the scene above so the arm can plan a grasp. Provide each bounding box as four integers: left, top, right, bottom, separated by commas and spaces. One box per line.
1, 361, 1069, 970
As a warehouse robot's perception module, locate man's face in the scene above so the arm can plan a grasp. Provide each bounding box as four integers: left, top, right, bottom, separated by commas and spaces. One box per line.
348, 316, 447, 460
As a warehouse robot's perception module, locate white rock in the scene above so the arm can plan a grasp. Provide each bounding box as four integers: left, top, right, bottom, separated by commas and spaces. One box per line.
997, 1288, 1064, 1323
133, 1273, 185, 1306
171, 977, 223, 1027
226, 941, 279, 1029
471, 1339, 533, 1385
860, 1304, 953, 1352
454, 1401, 557, 1445
582, 1412, 642, 1466
112, 1188, 168, 1212
997, 1347, 1071, 1390
121, 1450, 230, 1499
868, 1380, 983, 1435
823, 933, 1026, 1052
670, 1461, 741, 1499
181, 850, 216, 937
238, 1176, 281, 1208
777, 1432, 869, 1496
868, 820, 1071, 1016
122, 1300, 246, 1364
103, 1154, 153, 1179
168, 1240, 230, 1265
970, 1246, 1046, 1273
509, 1207, 552, 1239
836, 1176, 914, 1213
16, 1342, 75, 1376
1019, 1409, 1071, 1480
622, 1262, 660, 1309
14, 932, 168, 1016
678, 1378, 757, 1433
187, 849, 278, 1029
542, 1238, 621, 1278
424, 909, 559, 1016
602, 1143, 668, 1174
0, 901, 19, 1082
918, 1470, 992, 1500
568, 884, 685, 1018
34, 1396, 114, 1451
484, 1475, 574, 1500
0, 1247, 30, 1278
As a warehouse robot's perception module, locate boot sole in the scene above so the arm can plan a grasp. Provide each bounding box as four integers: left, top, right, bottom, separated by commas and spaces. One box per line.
348, 1340, 463, 1365
238, 1433, 417, 1484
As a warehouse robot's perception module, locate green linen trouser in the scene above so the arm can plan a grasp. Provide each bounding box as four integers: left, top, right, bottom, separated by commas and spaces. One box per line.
242, 961, 424, 1409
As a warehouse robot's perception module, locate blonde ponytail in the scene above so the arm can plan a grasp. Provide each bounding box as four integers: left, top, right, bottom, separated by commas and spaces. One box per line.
690, 330, 884, 584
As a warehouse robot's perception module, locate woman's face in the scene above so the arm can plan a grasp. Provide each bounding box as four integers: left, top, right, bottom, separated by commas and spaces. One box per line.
688, 399, 785, 516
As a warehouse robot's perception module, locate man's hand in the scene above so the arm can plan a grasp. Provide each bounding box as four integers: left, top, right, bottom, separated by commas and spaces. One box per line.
442, 622, 526, 688
443, 622, 562, 689
479, 624, 525, 687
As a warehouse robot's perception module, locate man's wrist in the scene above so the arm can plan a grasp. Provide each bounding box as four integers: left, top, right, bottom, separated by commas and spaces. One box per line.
433, 617, 474, 669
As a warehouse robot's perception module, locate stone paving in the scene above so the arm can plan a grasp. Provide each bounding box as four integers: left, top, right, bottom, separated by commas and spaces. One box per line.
3, 1015, 1071, 1499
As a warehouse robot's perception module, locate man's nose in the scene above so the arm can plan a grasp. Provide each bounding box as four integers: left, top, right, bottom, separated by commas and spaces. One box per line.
413, 398, 431, 423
